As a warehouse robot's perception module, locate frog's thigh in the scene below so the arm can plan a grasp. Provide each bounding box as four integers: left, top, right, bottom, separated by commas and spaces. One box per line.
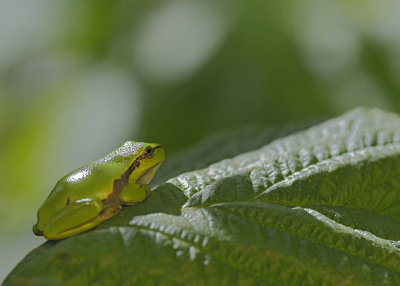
120, 183, 150, 205
43, 198, 104, 240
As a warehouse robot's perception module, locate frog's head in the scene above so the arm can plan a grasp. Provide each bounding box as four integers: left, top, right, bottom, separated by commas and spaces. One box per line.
130, 142, 165, 185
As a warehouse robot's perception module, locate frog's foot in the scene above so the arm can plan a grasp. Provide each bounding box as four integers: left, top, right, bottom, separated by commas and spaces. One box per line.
120, 183, 150, 205
99, 204, 122, 220
33, 224, 43, 236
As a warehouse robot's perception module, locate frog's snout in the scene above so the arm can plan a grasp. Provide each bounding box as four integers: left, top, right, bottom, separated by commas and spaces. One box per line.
32, 224, 43, 236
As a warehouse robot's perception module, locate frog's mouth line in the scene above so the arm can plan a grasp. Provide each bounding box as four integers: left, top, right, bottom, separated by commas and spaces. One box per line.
122, 145, 163, 180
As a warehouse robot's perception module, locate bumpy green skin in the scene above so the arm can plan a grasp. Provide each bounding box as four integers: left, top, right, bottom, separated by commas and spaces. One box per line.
32, 141, 165, 240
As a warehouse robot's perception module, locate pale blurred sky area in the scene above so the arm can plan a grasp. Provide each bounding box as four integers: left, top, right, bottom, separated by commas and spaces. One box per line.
2, 0, 400, 281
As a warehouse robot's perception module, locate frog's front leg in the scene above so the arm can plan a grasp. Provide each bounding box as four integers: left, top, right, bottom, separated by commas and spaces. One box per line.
120, 183, 150, 205
42, 198, 104, 240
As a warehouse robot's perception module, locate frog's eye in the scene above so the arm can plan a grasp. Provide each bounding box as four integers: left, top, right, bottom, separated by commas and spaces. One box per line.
144, 147, 154, 157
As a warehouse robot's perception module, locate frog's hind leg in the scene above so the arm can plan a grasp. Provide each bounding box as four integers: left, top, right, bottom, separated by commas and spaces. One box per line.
43, 198, 105, 240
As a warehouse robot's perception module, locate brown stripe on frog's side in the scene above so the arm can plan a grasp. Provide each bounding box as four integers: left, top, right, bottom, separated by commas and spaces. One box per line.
100, 145, 162, 211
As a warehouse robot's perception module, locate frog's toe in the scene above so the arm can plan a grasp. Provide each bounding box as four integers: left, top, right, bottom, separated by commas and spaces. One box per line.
33, 224, 43, 236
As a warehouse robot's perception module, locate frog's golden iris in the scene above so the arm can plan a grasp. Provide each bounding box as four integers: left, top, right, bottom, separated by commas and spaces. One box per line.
33, 141, 165, 240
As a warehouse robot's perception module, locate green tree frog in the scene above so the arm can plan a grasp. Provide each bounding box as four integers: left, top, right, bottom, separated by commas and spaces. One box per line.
32, 141, 165, 240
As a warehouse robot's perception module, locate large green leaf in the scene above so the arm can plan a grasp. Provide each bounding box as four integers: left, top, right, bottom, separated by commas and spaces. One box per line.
155, 119, 321, 184
5, 107, 400, 285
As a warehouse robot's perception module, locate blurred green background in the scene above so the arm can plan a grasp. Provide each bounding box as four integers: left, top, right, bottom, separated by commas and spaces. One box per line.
1, 0, 400, 280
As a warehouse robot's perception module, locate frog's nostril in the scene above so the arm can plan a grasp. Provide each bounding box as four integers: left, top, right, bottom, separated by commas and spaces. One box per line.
33, 224, 43, 236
